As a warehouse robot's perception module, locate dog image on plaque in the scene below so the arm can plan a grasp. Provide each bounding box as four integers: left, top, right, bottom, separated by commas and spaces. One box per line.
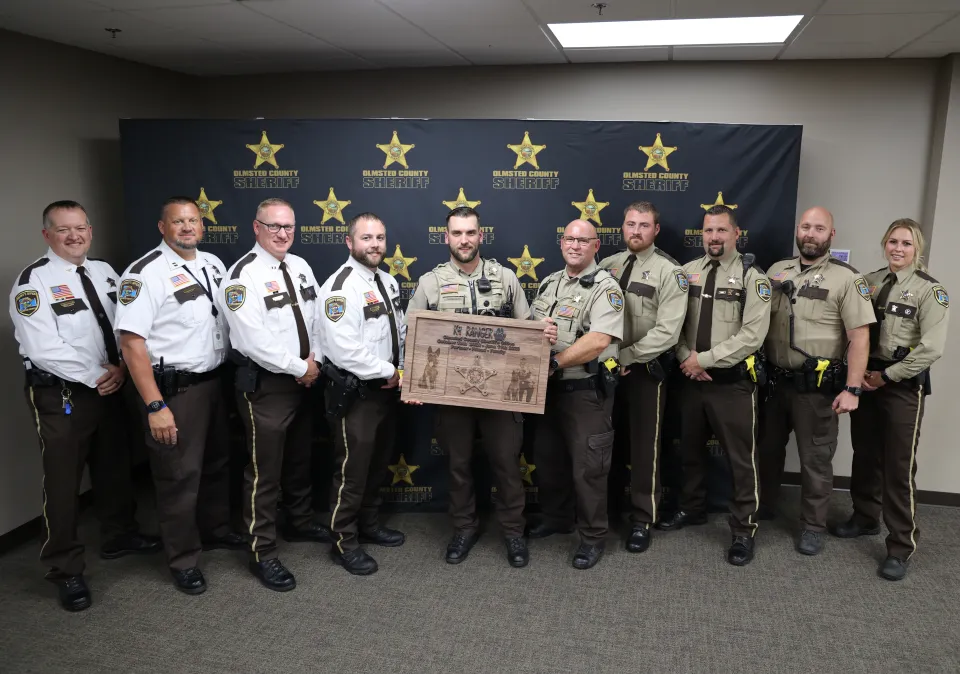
503, 356, 537, 402
418, 346, 441, 390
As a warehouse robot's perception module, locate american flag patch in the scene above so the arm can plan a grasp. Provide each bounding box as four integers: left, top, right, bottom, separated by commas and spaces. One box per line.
364, 291, 379, 304
771, 272, 787, 281
687, 274, 700, 283
265, 280, 281, 293
440, 284, 458, 294
557, 305, 575, 318
51, 285, 74, 300
170, 273, 191, 287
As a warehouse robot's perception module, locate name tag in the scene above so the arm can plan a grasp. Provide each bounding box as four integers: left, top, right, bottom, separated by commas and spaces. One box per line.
300, 285, 317, 301
626, 282, 655, 298
51, 298, 89, 316
264, 292, 292, 310
715, 288, 745, 302
885, 302, 917, 319
797, 286, 829, 301
173, 284, 204, 304
363, 301, 386, 320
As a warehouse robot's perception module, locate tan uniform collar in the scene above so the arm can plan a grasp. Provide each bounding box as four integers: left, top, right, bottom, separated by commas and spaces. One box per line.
565, 260, 599, 281
695, 252, 740, 273
889, 265, 918, 285
622, 246, 657, 265
446, 259, 484, 278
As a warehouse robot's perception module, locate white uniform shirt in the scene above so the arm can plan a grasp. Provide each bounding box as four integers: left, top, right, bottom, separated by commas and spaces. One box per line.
317, 255, 406, 381
114, 241, 227, 373
217, 243, 322, 377
10, 248, 119, 388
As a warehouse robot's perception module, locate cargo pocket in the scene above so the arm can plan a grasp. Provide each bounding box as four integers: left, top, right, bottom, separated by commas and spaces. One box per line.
811, 405, 838, 449
586, 429, 615, 478
148, 441, 184, 482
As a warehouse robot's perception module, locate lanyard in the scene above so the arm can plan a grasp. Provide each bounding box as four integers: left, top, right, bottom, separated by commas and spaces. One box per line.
183, 265, 218, 316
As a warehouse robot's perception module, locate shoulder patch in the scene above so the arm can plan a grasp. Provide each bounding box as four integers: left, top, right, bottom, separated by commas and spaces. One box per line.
129, 250, 162, 274
15, 289, 40, 316
756, 278, 772, 302
331, 266, 353, 291
854, 277, 871, 300
654, 248, 680, 266
675, 270, 689, 292
18, 258, 49, 286
933, 285, 949, 308
224, 284, 246, 311
606, 289, 624, 312
118, 279, 142, 305
916, 269, 939, 283
325, 296, 346, 322
828, 257, 860, 274
230, 252, 257, 280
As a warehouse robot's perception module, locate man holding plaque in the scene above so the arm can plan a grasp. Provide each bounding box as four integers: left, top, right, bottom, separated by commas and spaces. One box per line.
407, 206, 557, 568
529, 219, 625, 570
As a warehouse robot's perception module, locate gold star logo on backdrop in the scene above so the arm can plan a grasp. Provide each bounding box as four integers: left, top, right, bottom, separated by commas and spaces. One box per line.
384, 244, 417, 280
313, 187, 352, 224
519, 453, 536, 485
508, 245, 545, 281
442, 187, 481, 210
246, 131, 284, 169
700, 191, 739, 211
639, 133, 678, 171
507, 131, 546, 169
195, 187, 222, 224
388, 453, 419, 486
572, 189, 609, 225
377, 130, 415, 169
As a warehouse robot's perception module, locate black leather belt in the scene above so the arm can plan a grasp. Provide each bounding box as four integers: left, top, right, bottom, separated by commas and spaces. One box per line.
548, 376, 598, 393
703, 367, 746, 384
176, 367, 222, 387
364, 377, 388, 389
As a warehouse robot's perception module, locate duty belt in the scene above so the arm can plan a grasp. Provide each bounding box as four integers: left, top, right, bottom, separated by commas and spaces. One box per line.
703, 366, 748, 385
174, 367, 222, 387
548, 375, 598, 393
868, 358, 929, 390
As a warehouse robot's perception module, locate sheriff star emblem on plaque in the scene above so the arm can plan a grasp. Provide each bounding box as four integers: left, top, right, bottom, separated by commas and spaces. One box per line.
455, 354, 497, 396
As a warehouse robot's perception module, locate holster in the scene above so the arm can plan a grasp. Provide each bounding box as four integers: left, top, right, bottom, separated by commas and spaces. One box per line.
322, 360, 365, 419
152, 364, 179, 398
645, 350, 678, 382
230, 350, 259, 394
25, 368, 59, 387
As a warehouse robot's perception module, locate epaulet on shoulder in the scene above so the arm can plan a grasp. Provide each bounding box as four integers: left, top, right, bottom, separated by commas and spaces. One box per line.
776, 256, 796, 265
18, 258, 49, 285
873, 266, 887, 274
129, 250, 162, 275
87, 257, 107, 263
915, 269, 939, 283
432, 262, 446, 271
331, 266, 353, 291
828, 257, 860, 274
654, 248, 680, 266
750, 264, 767, 276
229, 252, 257, 280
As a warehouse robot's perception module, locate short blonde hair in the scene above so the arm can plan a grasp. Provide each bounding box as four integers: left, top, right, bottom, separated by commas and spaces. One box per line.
881, 218, 926, 271
256, 197, 293, 221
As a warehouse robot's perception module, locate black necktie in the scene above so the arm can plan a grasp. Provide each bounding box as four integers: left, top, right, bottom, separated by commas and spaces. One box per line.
374, 273, 400, 368
76, 265, 120, 366
279, 261, 309, 359
619, 254, 637, 291
870, 273, 897, 351
695, 260, 721, 353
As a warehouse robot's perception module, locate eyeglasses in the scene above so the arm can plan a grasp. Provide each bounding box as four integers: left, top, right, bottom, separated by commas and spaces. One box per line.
256, 219, 295, 234
561, 236, 597, 247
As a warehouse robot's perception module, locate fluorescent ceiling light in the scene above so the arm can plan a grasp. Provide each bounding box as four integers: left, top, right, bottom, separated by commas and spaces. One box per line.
549, 16, 804, 49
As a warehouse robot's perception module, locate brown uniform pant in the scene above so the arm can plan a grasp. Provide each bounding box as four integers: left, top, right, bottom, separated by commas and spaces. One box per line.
237, 371, 314, 562
622, 368, 668, 527
679, 378, 759, 537
850, 382, 925, 560
327, 386, 396, 554
141, 377, 231, 570
435, 406, 525, 539
535, 384, 615, 545
25, 383, 138, 579
758, 385, 839, 533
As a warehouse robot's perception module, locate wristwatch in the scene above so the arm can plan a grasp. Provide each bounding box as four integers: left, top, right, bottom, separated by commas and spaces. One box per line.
146, 400, 167, 413
880, 371, 892, 384
842, 386, 862, 397
549, 357, 560, 375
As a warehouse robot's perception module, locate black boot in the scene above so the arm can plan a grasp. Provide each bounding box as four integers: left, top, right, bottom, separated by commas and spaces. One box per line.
249, 558, 296, 591
171, 567, 207, 595
445, 532, 479, 564
359, 526, 405, 547
527, 521, 574, 539
100, 532, 162, 559
505, 537, 529, 568
727, 535, 755, 566
202, 531, 247, 551
572, 543, 605, 570
332, 548, 379, 576
626, 525, 651, 553
280, 522, 332, 543
56, 575, 92, 612
655, 510, 708, 531
830, 517, 881, 539
878, 556, 908, 581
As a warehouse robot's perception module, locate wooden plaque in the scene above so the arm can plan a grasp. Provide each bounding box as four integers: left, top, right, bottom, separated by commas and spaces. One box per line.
401, 310, 551, 414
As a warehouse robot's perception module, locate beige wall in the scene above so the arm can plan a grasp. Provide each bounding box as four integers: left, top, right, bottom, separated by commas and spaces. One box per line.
1, 27, 954, 534
0, 29, 193, 534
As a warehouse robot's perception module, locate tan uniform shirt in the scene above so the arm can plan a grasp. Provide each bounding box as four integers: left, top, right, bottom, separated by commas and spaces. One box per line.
599, 246, 688, 366
531, 262, 624, 380
864, 265, 949, 382
406, 258, 529, 319
764, 254, 876, 370
676, 252, 771, 370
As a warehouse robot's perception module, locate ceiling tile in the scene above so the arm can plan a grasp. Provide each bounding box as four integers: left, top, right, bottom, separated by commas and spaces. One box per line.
566, 46, 669, 63
893, 14, 960, 57
819, 0, 960, 14
782, 12, 954, 58
523, 0, 671, 23
0, 0, 106, 14
0, 6, 177, 53
675, 0, 820, 19
92, 0, 234, 8
673, 44, 784, 60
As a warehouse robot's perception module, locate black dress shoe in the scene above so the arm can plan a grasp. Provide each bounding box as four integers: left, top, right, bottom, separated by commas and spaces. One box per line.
445, 532, 479, 564
171, 567, 207, 595
332, 548, 379, 576
572, 543, 605, 570
830, 517, 881, 539
505, 537, 529, 568
249, 558, 297, 591
797, 530, 823, 556
280, 522, 332, 543
527, 522, 574, 539
56, 575, 92, 612
878, 555, 908, 581
727, 535, 755, 566
100, 532, 162, 559
202, 531, 247, 551
655, 510, 708, 531
626, 525, 651, 553
359, 526, 405, 547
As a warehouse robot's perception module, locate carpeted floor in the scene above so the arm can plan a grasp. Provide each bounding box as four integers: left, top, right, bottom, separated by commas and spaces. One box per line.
1, 486, 958, 674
